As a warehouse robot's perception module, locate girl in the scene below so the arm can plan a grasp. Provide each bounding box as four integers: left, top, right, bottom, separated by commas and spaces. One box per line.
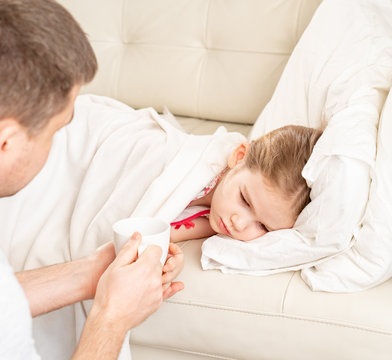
170, 125, 322, 242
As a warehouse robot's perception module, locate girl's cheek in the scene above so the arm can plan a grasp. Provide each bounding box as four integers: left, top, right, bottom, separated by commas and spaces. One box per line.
252, 228, 267, 241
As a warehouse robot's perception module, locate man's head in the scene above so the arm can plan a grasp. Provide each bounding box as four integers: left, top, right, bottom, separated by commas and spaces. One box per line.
209, 125, 322, 241
0, 0, 97, 196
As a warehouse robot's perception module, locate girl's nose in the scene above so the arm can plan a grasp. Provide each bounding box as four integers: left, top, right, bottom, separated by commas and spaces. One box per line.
231, 214, 247, 232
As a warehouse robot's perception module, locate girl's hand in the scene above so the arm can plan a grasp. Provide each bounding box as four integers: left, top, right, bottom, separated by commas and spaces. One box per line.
162, 243, 185, 300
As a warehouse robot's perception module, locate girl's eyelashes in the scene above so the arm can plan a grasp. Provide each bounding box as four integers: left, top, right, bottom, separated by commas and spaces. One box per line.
240, 191, 249, 207
240, 190, 268, 232
258, 222, 268, 232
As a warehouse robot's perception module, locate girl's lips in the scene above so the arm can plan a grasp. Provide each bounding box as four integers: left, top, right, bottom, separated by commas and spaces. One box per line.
219, 218, 231, 235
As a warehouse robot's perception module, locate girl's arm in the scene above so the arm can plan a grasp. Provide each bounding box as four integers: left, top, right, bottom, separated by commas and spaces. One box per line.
170, 217, 216, 243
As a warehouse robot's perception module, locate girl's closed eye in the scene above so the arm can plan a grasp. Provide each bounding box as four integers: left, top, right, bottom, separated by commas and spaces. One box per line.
258, 222, 268, 232
240, 191, 249, 206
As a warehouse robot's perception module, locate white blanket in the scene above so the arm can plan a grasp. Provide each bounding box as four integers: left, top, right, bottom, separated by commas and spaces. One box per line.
0, 94, 244, 360
201, 0, 392, 292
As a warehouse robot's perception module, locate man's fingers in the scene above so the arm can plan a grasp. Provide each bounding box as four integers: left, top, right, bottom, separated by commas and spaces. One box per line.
112, 232, 141, 267
171, 281, 184, 294
162, 282, 171, 292
138, 244, 162, 267
163, 281, 184, 301
163, 257, 175, 273
168, 243, 182, 256
162, 271, 171, 284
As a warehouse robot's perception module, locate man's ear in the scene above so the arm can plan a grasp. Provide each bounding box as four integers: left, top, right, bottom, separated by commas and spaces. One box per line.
0, 119, 23, 153
227, 143, 249, 169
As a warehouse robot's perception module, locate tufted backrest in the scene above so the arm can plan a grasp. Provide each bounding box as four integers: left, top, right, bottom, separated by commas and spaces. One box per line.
58, 0, 321, 124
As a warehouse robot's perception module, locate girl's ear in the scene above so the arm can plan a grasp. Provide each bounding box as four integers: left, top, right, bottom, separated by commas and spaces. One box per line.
227, 143, 249, 169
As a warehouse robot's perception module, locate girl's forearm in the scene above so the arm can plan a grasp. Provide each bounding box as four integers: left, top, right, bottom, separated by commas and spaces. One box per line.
170, 217, 216, 242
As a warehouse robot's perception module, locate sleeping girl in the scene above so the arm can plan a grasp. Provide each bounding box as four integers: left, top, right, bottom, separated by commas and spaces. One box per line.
170, 125, 322, 243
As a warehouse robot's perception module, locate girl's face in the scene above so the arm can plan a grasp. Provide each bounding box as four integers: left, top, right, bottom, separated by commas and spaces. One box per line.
209, 145, 296, 241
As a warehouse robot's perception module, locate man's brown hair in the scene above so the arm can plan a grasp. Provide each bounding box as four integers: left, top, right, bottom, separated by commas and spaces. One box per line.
245, 125, 322, 216
0, 0, 97, 134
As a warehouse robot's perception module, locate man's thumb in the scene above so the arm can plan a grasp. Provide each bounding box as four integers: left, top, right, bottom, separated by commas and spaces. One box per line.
112, 232, 141, 267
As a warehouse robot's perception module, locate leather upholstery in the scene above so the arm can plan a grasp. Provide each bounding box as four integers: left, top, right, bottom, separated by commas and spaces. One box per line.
57, 1, 392, 359
61, 0, 320, 124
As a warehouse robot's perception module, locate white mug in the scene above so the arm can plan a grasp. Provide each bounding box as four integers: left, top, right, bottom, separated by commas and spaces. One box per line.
112, 217, 170, 265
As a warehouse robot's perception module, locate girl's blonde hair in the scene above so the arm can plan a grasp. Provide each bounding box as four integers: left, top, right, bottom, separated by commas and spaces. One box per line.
245, 125, 322, 216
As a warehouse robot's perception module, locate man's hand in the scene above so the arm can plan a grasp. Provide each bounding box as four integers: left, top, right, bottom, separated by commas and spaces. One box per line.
86, 241, 116, 299
162, 243, 185, 300
73, 232, 164, 359
92, 232, 163, 332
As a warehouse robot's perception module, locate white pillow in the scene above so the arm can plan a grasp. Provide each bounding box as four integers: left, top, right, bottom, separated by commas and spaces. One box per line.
201, 0, 392, 292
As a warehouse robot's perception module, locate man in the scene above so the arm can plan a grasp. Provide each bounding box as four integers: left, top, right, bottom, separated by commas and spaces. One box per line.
0, 0, 183, 359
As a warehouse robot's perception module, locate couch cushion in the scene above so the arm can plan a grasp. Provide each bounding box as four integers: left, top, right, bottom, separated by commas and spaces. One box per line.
131, 239, 392, 360
59, 0, 321, 124
176, 116, 251, 137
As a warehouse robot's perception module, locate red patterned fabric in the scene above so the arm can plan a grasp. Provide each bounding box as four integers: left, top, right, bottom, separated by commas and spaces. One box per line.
170, 170, 225, 230
170, 209, 211, 229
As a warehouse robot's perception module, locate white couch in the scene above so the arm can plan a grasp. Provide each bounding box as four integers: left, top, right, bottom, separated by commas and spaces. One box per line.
58, 1, 392, 359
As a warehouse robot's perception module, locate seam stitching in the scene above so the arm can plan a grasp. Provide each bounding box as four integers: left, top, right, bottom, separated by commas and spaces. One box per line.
281, 271, 296, 313
131, 342, 238, 360
165, 300, 392, 336
196, 0, 212, 118
116, 0, 127, 99
89, 39, 291, 56
294, 0, 305, 45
